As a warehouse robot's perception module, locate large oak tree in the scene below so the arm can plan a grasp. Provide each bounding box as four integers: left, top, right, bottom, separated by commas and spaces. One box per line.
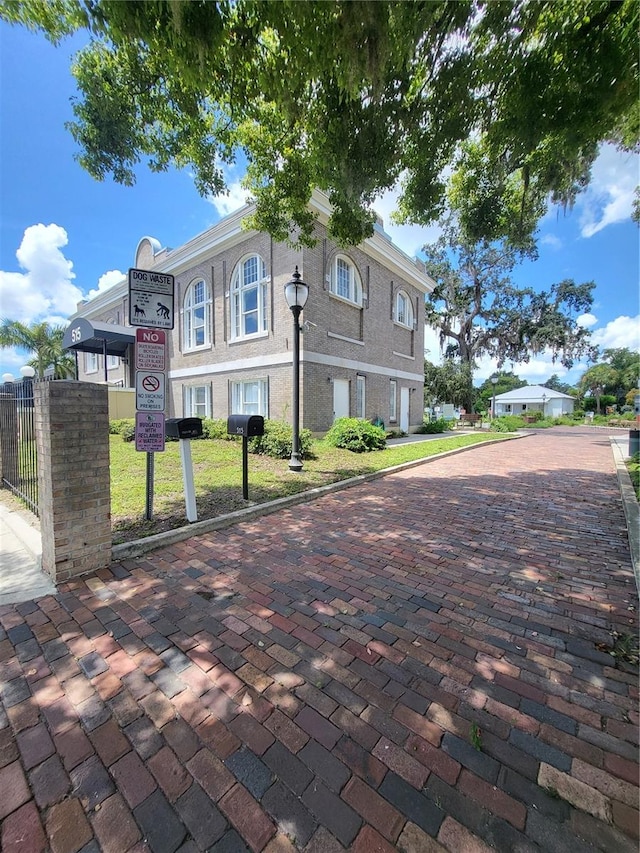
422, 222, 597, 409
2, 0, 638, 246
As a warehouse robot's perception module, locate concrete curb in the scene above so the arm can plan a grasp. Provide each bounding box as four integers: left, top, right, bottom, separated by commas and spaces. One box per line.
112, 434, 527, 561
610, 435, 640, 592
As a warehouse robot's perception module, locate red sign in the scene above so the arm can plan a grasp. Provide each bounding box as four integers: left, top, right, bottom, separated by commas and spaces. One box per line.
135, 328, 166, 371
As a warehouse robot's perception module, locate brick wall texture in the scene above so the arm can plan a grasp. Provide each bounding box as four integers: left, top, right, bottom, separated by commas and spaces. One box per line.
35, 381, 111, 581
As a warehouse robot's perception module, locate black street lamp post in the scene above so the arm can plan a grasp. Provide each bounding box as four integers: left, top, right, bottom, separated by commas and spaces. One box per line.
491, 374, 499, 419
284, 267, 309, 472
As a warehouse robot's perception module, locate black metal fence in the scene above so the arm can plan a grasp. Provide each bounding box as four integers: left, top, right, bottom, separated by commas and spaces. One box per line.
0, 375, 38, 515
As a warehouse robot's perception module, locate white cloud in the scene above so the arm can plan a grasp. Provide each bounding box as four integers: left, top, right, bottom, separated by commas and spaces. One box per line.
0, 224, 88, 374
590, 315, 640, 352
424, 325, 445, 361
208, 181, 251, 218
86, 269, 125, 301
374, 184, 442, 258
0, 224, 84, 323
577, 144, 639, 238
540, 233, 562, 250
576, 313, 598, 328
468, 313, 640, 387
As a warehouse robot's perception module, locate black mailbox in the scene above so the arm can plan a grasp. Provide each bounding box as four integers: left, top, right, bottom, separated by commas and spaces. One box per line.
227, 414, 265, 437
165, 417, 203, 439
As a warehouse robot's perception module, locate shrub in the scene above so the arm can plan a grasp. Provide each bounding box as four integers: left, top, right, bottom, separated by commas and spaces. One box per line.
491, 415, 525, 432
201, 418, 239, 440
109, 418, 136, 442
110, 418, 132, 435
415, 418, 449, 434
248, 419, 313, 459
324, 417, 386, 452
385, 427, 404, 439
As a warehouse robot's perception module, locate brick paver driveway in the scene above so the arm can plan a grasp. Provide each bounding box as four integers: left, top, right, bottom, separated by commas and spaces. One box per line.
1, 429, 638, 852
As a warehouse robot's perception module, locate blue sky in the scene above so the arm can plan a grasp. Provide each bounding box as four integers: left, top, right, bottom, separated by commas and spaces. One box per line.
1, 23, 638, 386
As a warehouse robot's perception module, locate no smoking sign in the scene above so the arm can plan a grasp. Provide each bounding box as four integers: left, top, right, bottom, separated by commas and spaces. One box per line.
136, 371, 166, 411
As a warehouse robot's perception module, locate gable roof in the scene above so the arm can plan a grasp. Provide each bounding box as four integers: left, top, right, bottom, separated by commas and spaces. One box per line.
494, 384, 574, 402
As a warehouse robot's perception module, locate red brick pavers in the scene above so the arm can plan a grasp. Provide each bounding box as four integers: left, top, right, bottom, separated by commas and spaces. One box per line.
1, 428, 638, 852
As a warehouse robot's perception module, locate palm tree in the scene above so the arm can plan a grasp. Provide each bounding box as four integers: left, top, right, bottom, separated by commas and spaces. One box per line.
580, 363, 618, 415
0, 319, 75, 379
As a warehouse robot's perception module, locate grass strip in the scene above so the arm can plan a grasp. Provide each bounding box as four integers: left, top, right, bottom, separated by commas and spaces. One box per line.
110, 432, 509, 543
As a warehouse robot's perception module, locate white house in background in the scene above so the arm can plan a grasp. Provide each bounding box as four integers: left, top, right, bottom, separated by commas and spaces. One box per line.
494, 385, 575, 418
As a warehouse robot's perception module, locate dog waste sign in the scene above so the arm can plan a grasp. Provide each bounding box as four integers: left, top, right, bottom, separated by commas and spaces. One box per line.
128, 268, 175, 329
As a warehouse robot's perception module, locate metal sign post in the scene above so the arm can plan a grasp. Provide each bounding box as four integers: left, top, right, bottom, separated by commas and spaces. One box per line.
130, 301, 172, 521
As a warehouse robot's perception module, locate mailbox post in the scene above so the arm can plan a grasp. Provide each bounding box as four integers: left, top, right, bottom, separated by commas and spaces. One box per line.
631, 394, 640, 457
166, 418, 203, 522
227, 415, 265, 500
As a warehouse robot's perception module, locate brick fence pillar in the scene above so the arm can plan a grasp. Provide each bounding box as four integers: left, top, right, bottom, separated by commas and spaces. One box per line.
36, 381, 111, 581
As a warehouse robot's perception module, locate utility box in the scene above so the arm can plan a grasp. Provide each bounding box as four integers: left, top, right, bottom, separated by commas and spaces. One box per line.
227, 414, 265, 437
166, 417, 203, 440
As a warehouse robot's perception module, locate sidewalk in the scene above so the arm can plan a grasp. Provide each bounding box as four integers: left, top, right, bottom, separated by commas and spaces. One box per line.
0, 428, 638, 852
0, 499, 54, 607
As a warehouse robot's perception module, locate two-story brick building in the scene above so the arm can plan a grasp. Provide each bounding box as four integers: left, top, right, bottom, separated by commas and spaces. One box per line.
63, 190, 434, 434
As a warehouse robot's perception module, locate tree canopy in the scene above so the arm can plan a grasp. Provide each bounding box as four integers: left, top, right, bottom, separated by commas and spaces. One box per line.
579, 362, 619, 414
423, 221, 597, 371
579, 347, 640, 409
2, 0, 638, 246
0, 320, 76, 379
423, 359, 473, 411
542, 374, 577, 396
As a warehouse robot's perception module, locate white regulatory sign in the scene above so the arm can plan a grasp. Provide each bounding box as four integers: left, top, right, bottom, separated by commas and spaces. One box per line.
135, 371, 166, 411
129, 268, 175, 329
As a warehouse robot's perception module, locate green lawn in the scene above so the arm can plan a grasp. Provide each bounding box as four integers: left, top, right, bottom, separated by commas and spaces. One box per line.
110, 432, 508, 543
627, 452, 640, 502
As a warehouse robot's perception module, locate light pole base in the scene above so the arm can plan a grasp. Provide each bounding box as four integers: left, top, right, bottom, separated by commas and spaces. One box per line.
288, 454, 303, 472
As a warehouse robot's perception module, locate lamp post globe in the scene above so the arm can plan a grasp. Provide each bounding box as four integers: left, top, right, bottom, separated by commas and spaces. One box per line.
285, 267, 309, 472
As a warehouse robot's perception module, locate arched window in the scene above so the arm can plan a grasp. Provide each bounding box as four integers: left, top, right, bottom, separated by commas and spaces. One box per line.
231, 254, 269, 339
183, 279, 211, 350
330, 255, 362, 306
395, 290, 414, 328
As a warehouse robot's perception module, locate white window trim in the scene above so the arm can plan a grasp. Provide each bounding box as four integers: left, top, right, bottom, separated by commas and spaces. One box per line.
230, 254, 270, 341
389, 380, 397, 422
329, 255, 363, 307
183, 278, 212, 352
356, 375, 366, 419
394, 290, 414, 329
85, 352, 98, 374
231, 379, 269, 418
183, 384, 212, 418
